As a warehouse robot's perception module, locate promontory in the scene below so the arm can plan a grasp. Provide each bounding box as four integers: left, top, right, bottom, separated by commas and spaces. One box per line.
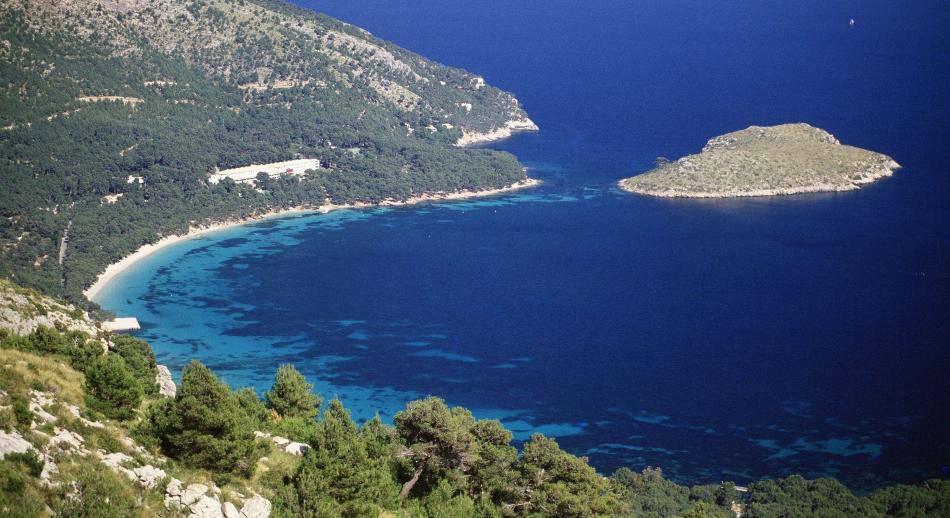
619, 123, 900, 198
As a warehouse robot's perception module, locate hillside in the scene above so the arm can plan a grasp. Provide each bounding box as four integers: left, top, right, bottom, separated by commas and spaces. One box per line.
0, 0, 537, 304
619, 124, 900, 198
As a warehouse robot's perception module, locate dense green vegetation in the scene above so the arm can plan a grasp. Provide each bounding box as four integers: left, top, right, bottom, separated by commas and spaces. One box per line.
0, 0, 530, 305
1, 324, 949, 516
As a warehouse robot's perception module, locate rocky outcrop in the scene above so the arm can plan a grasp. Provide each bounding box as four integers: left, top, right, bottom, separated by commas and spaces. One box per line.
0, 279, 101, 336
240, 495, 272, 518
156, 364, 177, 397
164, 478, 271, 518
254, 431, 310, 456
456, 116, 539, 147
0, 430, 33, 458
100, 451, 167, 488
620, 123, 900, 198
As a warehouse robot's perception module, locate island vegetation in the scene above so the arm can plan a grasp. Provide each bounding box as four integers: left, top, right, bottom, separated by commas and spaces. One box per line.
619, 124, 900, 198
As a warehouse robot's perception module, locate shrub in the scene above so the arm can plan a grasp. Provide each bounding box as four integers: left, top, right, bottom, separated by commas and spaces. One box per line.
110, 335, 158, 395
4, 452, 44, 478
11, 396, 32, 428
143, 360, 260, 475
265, 364, 321, 420
50, 458, 141, 517
84, 354, 143, 420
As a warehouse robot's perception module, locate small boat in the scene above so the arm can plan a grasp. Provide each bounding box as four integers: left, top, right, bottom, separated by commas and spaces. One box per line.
849, 18, 856, 27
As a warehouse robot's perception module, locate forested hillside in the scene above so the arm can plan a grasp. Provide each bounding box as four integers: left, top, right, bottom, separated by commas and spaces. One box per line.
0, 0, 534, 303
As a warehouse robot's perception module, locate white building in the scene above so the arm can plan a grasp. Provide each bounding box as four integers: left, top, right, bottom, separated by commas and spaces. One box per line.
208, 158, 321, 184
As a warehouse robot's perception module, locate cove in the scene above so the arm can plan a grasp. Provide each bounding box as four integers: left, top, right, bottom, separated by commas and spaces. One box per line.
97, 0, 950, 489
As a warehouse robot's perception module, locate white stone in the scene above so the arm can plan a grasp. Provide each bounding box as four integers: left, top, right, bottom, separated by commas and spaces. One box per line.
284, 441, 309, 456
166, 477, 184, 496
39, 455, 58, 485
132, 464, 167, 489
49, 428, 85, 452
189, 494, 225, 518
0, 430, 33, 457
239, 495, 271, 518
223, 501, 240, 518
181, 483, 209, 506
156, 365, 177, 397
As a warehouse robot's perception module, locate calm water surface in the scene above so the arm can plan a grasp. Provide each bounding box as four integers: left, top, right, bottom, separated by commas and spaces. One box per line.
98, 0, 950, 488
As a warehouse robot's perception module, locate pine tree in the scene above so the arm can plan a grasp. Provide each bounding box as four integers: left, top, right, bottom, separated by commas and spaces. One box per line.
264, 364, 321, 420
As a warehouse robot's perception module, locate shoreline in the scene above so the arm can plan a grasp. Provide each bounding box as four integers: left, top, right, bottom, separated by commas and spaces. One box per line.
456, 116, 539, 147
84, 178, 540, 302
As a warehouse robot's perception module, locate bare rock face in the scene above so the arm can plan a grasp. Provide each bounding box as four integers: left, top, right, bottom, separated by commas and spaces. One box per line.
156, 365, 177, 397
223, 501, 241, 518
620, 123, 900, 198
0, 430, 33, 457
0, 280, 101, 336
191, 494, 226, 518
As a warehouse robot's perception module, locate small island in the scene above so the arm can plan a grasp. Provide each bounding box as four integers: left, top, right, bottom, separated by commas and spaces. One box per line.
619, 123, 900, 198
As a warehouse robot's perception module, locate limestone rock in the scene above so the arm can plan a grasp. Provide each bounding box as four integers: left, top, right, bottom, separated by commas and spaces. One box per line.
284, 441, 309, 455
0, 280, 100, 336
223, 501, 240, 518
254, 431, 310, 456
190, 494, 225, 518
49, 427, 85, 452
156, 364, 177, 397
0, 430, 33, 457
132, 464, 167, 489
240, 495, 271, 518
166, 477, 184, 497
182, 483, 209, 507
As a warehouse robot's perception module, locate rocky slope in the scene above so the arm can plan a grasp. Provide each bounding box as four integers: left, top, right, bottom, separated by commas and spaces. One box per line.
620, 123, 900, 198
0, 280, 303, 517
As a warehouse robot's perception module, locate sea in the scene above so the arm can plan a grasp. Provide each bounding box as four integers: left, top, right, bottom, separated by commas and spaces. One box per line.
96, 0, 950, 490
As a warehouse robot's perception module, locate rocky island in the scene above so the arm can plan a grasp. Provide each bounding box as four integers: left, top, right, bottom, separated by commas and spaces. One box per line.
619, 123, 900, 198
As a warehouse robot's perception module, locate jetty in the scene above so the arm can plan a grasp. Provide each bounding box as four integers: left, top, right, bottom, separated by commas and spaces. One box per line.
102, 317, 141, 333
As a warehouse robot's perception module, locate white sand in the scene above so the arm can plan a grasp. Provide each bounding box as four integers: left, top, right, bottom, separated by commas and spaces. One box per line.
84, 178, 540, 301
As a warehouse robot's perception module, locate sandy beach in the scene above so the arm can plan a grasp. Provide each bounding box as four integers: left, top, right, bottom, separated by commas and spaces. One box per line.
84, 178, 540, 301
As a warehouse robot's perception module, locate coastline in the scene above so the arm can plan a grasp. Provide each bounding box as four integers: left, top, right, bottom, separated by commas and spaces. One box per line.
618, 160, 900, 199
83, 178, 540, 302
456, 116, 539, 147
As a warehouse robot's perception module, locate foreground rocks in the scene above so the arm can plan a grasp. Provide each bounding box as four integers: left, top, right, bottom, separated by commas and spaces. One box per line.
620, 123, 900, 198
164, 478, 271, 518
254, 430, 310, 456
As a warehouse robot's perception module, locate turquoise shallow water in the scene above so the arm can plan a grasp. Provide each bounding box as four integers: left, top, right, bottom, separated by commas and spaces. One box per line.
98, 0, 950, 489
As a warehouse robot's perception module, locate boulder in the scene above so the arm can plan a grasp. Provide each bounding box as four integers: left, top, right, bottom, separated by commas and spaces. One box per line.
189, 494, 225, 518
166, 477, 184, 497
49, 427, 86, 453
240, 495, 271, 518
132, 464, 167, 489
181, 483, 209, 507
284, 441, 309, 455
223, 501, 240, 518
156, 365, 177, 397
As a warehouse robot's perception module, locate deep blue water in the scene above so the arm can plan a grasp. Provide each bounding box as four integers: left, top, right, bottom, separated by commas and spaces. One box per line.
97, 1, 950, 489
